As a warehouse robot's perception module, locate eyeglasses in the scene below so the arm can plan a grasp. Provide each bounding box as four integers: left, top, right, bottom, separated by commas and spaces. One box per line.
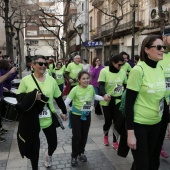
150, 45, 166, 50
34, 62, 48, 67
95, 60, 100, 62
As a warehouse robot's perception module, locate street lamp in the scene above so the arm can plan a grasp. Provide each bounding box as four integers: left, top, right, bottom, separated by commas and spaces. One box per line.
77, 24, 83, 57
130, 0, 138, 60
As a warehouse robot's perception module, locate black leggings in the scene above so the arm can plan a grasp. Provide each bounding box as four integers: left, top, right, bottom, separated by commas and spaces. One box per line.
30, 124, 57, 170
71, 113, 91, 158
131, 122, 161, 170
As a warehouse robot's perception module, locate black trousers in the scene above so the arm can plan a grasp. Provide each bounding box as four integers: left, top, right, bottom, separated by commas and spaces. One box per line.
150, 101, 169, 170
131, 122, 161, 170
102, 102, 122, 132
30, 124, 57, 170
71, 113, 91, 158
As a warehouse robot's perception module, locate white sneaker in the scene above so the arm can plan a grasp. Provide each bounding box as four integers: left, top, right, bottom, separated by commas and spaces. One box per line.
44, 150, 52, 167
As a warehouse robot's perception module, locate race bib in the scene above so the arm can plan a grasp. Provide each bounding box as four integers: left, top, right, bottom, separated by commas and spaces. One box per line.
113, 84, 122, 94
158, 98, 164, 116
57, 75, 62, 79
165, 77, 170, 90
39, 106, 51, 119
81, 102, 92, 112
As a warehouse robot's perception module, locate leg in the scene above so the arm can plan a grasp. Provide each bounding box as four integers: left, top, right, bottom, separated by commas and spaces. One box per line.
43, 124, 57, 156
58, 84, 64, 93
79, 114, 91, 155
30, 135, 40, 170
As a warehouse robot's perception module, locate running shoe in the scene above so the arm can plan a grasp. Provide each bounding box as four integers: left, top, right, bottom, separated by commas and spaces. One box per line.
112, 141, 119, 151
79, 153, 87, 162
44, 150, 52, 167
103, 136, 109, 146
71, 157, 78, 166
160, 150, 169, 158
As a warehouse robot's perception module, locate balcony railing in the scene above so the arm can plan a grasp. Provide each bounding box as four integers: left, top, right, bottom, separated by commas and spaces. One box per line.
92, 0, 104, 7
101, 19, 115, 36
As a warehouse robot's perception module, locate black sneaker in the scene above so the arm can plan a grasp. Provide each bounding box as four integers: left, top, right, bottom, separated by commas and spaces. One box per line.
0, 128, 8, 134
0, 137, 5, 142
79, 153, 87, 162
71, 157, 78, 166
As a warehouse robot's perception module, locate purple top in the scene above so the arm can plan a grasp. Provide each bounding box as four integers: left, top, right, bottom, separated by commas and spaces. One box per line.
0, 68, 18, 97
90, 65, 104, 87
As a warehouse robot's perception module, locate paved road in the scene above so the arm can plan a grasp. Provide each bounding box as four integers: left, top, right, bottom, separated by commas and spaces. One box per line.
0, 111, 170, 170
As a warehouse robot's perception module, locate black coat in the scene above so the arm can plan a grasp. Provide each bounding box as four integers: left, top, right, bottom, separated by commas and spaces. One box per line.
16, 89, 48, 159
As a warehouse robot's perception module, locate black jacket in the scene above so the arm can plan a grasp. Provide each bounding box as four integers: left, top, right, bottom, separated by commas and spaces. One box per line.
16, 89, 48, 159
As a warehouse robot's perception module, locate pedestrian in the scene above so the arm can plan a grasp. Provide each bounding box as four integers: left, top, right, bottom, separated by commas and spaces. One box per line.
134, 55, 140, 65
0, 66, 17, 142
89, 57, 104, 115
64, 71, 106, 166
98, 54, 127, 150
150, 28, 170, 169
53, 61, 65, 92
82, 59, 90, 72
125, 35, 166, 170
16, 56, 67, 170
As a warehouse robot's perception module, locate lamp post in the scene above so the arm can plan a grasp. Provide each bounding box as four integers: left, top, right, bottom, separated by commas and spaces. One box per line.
130, 0, 138, 60
77, 24, 83, 57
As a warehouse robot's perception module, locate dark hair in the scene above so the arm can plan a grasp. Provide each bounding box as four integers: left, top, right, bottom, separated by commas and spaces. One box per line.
83, 59, 88, 63
56, 61, 63, 67
0, 59, 10, 70
92, 57, 99, 67
119, 51, 130, 59
32, 55, 46, 62
140, 35, 162, 61
78, 71, 90, 81
110, 54, 124, 64
134, 55, 140, 61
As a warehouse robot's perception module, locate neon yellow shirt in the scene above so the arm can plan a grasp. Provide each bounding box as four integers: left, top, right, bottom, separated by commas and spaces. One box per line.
17, 74, 61, 129
98, 67, 127, 106
121, 62, 132, 72
66, 62, 83, 86
53, 69, 65, 85
127, 62, 166, 125
159, 52, 170, 103
68, 85, 95, 115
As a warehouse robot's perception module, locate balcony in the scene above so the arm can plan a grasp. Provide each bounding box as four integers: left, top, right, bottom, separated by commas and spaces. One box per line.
92, 0, 104, 7
101, 20, 115, 37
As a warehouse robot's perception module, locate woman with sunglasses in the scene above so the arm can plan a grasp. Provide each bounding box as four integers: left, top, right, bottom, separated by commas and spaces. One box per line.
17, 56, 67, 170
89, 57, 104, 115
53, 62, 65, 92
98, 54, 127, 150
125, 35, 166, 170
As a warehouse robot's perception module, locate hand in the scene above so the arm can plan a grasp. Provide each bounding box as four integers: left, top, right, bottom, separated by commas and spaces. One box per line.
127, 130, 137, 150
69, 79, 74, 83
36, 91, 42, 100
3, 87, 9, 92
60, 114, 68, 121
9, 67, 17, 74
104, 94, 111, 101
95, 65, 99, 69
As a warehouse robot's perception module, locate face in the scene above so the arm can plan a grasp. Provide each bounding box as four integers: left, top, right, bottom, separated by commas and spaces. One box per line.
145, 39, 165, 62
49, 57, 54, 64
163, 35, 170, 50
112, 61, 124, 70
74, 56, 81, 64
95, 58, 100, 66
56, 63, 62, 69
32, 58, 48, 74
78, 73, 90, 88
123, 55, 128, 63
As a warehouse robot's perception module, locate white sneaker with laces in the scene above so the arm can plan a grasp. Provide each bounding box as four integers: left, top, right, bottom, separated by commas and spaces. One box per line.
44, 150, 52, 168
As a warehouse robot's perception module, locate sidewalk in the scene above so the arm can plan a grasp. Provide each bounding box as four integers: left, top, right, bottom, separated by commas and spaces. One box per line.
0, 112, 170, 170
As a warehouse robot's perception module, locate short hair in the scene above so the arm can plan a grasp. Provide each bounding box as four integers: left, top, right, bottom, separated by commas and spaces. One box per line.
83, 59, 88, 63
110, 54, 124, 64
32, 55, 46, 62
74, 55, 80, 59
119, 51, 130, 59
56, 61, 63, 67
163, 27, 170, 36
140, 35, 162, 62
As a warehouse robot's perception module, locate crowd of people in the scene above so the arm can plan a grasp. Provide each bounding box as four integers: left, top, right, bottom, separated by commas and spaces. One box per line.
0, 28, 170, 170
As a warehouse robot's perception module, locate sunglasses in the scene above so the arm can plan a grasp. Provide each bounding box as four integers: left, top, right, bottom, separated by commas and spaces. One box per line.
34, 62, 48, 67
150, 45, 166, 50
118, 64, 124, 67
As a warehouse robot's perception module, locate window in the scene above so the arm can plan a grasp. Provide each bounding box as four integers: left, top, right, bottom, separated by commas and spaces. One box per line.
30, 40, 38, 46
26, 30, 37, 36
82, 2, 84, 11
90, 17, 92, 31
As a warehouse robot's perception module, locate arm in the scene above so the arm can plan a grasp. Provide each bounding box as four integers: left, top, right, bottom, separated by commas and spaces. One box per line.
64, 98, 72, 108
54, 96, 67, 114
94, 94, 104, 101
98, 81, 110, 101
125, 89, 138, 150
0, 67, 17, 83
64, 71, 74, 83
90, 67, 99, 77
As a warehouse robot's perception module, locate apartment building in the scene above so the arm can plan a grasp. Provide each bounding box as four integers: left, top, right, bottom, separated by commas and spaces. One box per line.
25, 0, 60, 59
89, 0, 170, 64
